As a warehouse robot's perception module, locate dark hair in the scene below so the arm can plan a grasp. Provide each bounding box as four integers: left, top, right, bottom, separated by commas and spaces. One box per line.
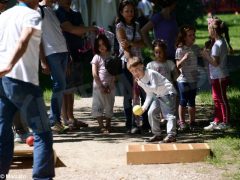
94, 34, 111, 55
116, 0, 137, 25
158, 0, 177, 8
175, 24, 196, 47
152, 39, 167, 59
0, 0, 8, 3
208, 17, 233, 51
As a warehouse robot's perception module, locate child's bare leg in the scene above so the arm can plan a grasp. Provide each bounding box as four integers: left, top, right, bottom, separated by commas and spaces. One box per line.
61, 95, 68, 125
178, 105, 186, 123
97, 116, 105, 133
188, 106, 195, 124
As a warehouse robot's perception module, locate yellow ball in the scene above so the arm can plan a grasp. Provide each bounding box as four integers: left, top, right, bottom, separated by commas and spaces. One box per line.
132, 105, 143, 116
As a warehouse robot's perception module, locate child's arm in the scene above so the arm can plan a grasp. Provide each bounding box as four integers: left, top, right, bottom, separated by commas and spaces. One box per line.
201, 49, 220, 67
142, 92, 154, 112
92, 63, 105, 93
176, 52, 189, 69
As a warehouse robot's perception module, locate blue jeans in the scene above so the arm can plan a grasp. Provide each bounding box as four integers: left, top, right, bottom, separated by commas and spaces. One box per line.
177, 82, 197, 107
46, 52, 68, 125
0, 77, 54, 179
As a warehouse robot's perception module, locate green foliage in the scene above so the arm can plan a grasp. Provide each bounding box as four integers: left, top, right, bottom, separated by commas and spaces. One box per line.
175, 0, 204, 26
196, 69, 240, 123
152, 0, 204, 26
196, 13, 240, 53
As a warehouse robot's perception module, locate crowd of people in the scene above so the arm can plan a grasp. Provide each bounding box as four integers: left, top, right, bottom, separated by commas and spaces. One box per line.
0, 0, 233, 179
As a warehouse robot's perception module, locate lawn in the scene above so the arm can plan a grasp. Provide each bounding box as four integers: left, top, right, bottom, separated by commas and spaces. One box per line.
196, 13, 240, 54
195, 13, 240, 180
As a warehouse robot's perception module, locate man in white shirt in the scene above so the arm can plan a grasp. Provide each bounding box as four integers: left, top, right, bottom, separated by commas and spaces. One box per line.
0, 0, 55, 179
39, 0, 69, 133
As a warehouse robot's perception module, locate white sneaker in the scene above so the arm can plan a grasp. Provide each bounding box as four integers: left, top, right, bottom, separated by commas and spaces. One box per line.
204, 122, 218, 131
215, 123, 229, 131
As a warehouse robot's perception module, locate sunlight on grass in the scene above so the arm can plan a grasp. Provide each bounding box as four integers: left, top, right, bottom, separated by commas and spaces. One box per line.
207, 137, 240, 166
43, 89, 52, 103
196, 13, 240, 54
207, 137, 240, 179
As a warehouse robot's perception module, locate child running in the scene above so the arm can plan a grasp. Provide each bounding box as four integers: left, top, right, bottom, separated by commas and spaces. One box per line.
175, 25, 200, 131
127, 56, 177, 143
202, 17, 231, 131
91, 34, 115, 133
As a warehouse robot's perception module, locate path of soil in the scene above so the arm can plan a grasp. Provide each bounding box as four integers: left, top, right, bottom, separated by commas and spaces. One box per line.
9, 96, 237, 180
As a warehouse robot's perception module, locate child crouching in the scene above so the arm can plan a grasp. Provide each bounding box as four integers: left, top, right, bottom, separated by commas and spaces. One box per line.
127, 57, 177, 143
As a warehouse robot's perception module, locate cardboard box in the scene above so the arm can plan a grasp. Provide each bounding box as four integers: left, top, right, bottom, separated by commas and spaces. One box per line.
127, 143, 210, 165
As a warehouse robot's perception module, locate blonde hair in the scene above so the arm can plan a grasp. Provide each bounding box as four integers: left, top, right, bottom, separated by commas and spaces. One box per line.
127, 56, 143, 70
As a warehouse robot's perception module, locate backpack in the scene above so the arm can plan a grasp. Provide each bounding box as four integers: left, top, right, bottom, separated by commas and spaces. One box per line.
39, 5, 46, 19
104, 53, 124, 76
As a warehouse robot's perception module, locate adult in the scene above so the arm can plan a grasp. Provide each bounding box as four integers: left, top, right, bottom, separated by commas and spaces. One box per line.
39, 0, 69, 133
137, 0, 153, 28
0, 0, 54, 179
116, 0, 149, 134
141, 0, 178, 60
55, 0, 97, 128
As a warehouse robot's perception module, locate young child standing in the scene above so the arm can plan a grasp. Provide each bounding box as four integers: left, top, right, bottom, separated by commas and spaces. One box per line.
202, 17, 231, 131
175, 25, 200, 131
91, 34, 115, 133
127, 57, 177, 143
147, 39, 179, 85
147, 39, 179, 122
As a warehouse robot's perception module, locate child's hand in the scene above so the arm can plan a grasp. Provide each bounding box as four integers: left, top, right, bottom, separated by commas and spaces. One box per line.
201, 49, 210, 59
182, 52, 189, 61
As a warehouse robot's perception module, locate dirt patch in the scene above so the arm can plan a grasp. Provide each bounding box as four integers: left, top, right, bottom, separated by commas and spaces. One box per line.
10, 96, 232, 180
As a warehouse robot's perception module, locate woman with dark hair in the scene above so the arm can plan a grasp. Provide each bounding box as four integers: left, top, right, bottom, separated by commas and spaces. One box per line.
116, 0, 149, 134
141, 0, 178, 60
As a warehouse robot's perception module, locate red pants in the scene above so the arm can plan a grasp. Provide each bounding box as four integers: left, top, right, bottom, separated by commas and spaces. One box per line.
211, 77, 230, 124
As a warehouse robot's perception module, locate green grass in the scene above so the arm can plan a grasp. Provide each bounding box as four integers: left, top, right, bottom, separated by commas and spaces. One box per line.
196, 13, 240, 54
197, 68, 240, 122
207, 137, 240, 179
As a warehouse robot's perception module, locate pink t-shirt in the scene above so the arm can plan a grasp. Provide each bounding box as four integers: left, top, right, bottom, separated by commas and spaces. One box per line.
91, 54, 115, 89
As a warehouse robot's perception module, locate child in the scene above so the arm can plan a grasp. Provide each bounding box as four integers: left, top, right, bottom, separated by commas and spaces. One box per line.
147, 39, 179, 83
202, 17, 231, 131
127, 56, 177, 143
147, 39, 179, 122
175, 25, 200, 131
91, 34, 115, 133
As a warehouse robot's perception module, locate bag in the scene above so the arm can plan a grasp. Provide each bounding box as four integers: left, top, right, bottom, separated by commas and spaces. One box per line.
104, 53, 124, 76
66, 50, 94, 89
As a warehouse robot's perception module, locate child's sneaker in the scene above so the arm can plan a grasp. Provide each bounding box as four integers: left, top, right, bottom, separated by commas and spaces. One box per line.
204, 121, 218, 131
215, 123, 229, 131
178, 121, 187, 131
189, 121, 197, 131
162, 135, 176, 143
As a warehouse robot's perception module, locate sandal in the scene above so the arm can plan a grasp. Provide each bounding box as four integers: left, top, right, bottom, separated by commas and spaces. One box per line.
74, 119, 88, 128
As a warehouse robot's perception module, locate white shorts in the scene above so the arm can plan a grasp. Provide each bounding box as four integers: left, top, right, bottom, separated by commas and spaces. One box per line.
91, 87, 115, 118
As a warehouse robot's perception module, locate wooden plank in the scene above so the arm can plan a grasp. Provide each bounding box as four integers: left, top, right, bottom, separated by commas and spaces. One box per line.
127, 143, 210, 165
